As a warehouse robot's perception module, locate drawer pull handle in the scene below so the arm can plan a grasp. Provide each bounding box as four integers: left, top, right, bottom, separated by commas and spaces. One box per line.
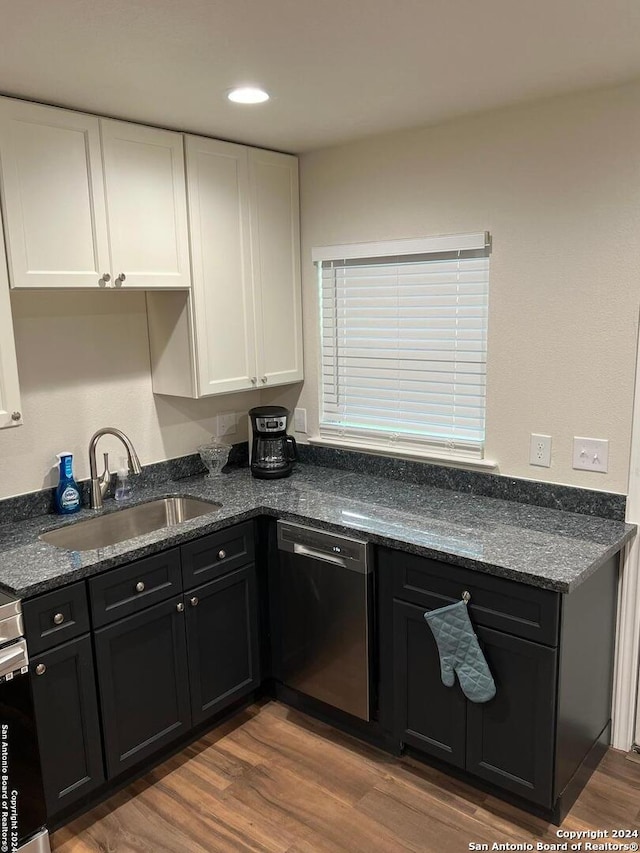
53, 612, 65, 626
135, 581, 145, 593
217, 549, 226, 560
190, 596, 199, 607
35, 664, 46, 676
176, 602, 185, 613
462, 590, 471, 604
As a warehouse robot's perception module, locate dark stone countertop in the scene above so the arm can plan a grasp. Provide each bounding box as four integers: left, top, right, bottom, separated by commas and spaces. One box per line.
0, 464, 634, 599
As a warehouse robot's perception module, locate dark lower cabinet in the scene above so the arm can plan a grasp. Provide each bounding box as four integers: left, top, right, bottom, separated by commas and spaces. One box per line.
30, 635, 104, 817
392, 601, 557, 808
94, 595, 192, 779
393, 600, 466, 767
185, 565, 260, 726
466, 627, 556, 808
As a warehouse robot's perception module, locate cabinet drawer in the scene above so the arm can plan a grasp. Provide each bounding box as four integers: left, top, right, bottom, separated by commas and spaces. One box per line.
89, 549, 182, 628
23, 581, 90, 654
181, 521, 254, 590
382, 548, 560, 646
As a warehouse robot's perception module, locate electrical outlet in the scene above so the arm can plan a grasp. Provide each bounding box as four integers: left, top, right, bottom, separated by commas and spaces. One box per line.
294, 407, 307, 434
216, 412, 236, 437
573, 437, 608, 473
529, 434, 552, 467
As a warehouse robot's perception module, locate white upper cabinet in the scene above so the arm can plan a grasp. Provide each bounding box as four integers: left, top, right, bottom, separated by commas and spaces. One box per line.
147, 139, 303, 397
249, 148, 303, 387
185, 136, 256, 394
0, 213, 22, 428
0, 98, 110, 289
0, 97, 191, 290
100, 120, 191, 289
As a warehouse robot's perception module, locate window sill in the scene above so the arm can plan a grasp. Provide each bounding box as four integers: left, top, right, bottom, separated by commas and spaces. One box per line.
307, 436, 498, 472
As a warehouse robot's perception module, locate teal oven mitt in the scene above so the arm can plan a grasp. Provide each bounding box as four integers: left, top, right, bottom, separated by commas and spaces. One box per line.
423, 600, 496, 703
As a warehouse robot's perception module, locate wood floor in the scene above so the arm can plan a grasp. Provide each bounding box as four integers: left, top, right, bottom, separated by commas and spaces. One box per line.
52, 701, 640, 853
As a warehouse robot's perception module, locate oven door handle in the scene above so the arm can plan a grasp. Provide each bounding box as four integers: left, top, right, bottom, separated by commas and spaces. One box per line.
0, 639, 28, 678
292, 543, 348, 567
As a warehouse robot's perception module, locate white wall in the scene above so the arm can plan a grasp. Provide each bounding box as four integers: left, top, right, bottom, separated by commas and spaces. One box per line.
0, 290, 260, 499
283, 81, 640, 494
2, 81, 639, 501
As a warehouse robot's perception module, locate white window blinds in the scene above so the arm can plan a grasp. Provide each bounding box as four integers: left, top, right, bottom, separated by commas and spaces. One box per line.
316, 233, 490, 459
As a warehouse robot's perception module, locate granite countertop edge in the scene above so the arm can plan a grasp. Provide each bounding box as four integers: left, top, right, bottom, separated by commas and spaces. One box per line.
0, 466, 635, 599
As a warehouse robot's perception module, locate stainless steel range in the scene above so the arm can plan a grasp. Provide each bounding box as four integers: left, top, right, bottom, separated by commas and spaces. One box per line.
0, 592, 50, 853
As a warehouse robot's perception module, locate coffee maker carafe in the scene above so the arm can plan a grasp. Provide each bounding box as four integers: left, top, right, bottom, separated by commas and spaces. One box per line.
249, 406, 298, 479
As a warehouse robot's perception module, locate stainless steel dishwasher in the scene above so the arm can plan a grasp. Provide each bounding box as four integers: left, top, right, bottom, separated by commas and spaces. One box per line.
272, 520, 372, 721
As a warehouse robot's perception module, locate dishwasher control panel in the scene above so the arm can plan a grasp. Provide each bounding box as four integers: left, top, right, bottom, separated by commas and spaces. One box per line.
277, 521, 370, 572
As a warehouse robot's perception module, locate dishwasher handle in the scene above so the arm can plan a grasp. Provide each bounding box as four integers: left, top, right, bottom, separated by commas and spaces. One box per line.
293, 542, 348, 567
277, 521, 370, 574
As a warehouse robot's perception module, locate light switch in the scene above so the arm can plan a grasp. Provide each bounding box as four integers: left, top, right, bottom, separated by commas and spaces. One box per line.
572, 437, 608, 473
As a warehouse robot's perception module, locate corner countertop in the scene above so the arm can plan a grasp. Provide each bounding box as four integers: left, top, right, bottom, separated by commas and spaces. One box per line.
0, 464, 634, 599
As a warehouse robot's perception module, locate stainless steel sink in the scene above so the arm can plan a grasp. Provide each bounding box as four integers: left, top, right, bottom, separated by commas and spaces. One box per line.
40, 497, 222, 551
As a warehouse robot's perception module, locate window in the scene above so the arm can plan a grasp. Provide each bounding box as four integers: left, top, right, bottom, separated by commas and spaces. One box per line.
314, 232, 490, 460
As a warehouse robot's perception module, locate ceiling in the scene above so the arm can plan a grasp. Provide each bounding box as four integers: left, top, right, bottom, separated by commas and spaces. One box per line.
1, 0, 639, 152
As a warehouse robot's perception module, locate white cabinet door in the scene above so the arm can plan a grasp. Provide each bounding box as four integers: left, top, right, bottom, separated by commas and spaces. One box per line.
0, 98, 110, 289
147, 142, 304, 399
0, 215, 22, 428
249, 149, 303, 388
100, 120, 191, 290
186, 136, 257, 394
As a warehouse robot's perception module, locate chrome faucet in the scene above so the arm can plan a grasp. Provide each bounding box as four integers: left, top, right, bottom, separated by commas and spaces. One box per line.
88, 427, 142, 510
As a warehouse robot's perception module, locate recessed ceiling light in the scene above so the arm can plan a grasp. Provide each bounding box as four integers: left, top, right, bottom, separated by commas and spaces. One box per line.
227, 87, 270, 105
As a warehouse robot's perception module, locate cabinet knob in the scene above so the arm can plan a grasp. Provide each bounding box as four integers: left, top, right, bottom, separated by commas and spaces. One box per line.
35, 664, 46, 676
135, 581, 145, 593
98, 273, 111, 287
53, 612, 65, 626
217, 549, 226, 560
462, 590, 471, 604
10, 412, 21, 422
190, 596, 199, 607
261, 376, 268, 384
115, 273, 126, 286
176, 602, 185, 613
250, 377, 257, 385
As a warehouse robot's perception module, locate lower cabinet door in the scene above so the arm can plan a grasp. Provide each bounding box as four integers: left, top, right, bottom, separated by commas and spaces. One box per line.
31, 634, 105, 817
393, 600, 466, 767
185, 565, 260, 725
466, 627, 557, 807
94, 596, 191, 779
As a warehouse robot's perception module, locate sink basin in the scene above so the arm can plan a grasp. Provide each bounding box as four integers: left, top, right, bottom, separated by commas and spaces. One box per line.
40, 497, 222, 551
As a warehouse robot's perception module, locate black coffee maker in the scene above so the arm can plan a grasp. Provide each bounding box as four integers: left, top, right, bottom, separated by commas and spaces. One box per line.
249, 406, 298, 479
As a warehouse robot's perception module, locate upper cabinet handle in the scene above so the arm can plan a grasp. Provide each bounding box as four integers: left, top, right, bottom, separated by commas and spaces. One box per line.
98, 273, 111, 287
115, 273, 126, 286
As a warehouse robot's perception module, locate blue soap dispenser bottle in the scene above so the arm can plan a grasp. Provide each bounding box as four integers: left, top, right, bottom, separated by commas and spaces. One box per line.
55, 452, 82, 514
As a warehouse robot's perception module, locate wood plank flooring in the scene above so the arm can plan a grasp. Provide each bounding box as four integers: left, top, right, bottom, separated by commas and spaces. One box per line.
52, 701, 640, 852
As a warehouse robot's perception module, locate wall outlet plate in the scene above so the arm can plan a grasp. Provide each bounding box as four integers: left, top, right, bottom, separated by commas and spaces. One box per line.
529, 434, 552, 467
294, 407, 307, 434
216, 412, 236, 437
573, 437, 608, 473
